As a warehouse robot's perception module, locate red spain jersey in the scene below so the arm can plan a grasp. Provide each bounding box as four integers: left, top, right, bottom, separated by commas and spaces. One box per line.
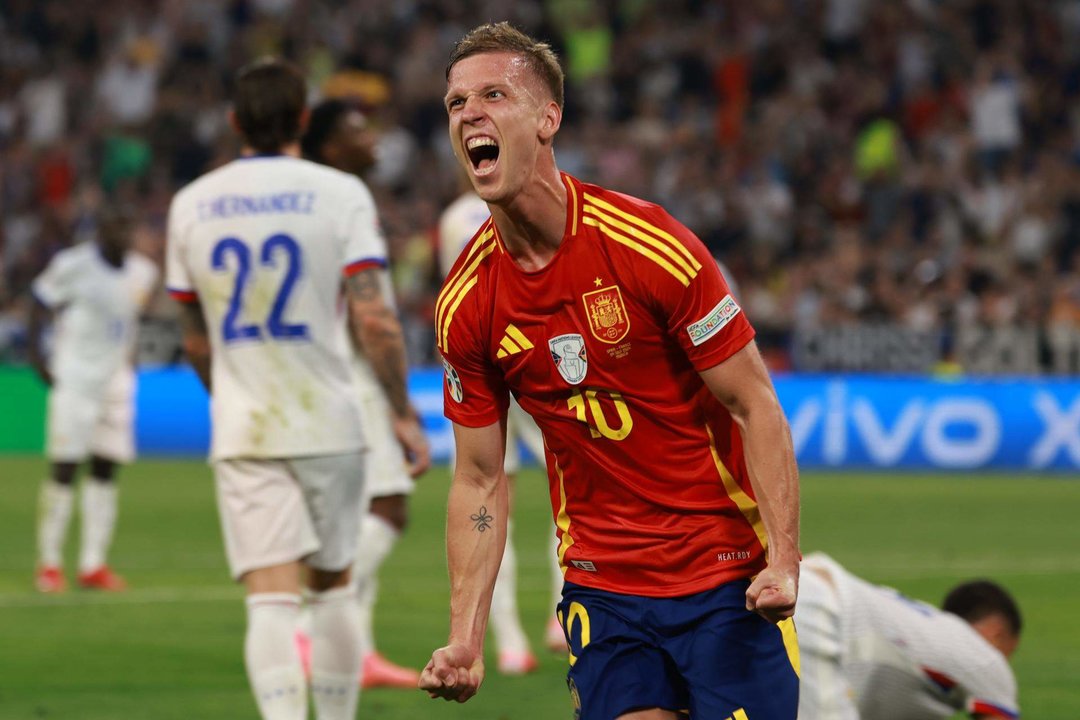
437, 173, 766, 597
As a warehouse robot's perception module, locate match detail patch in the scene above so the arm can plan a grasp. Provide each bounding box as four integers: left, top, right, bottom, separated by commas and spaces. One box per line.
442, 358, 463, 403
549, 333, 588, 386
687, 295, 740, 347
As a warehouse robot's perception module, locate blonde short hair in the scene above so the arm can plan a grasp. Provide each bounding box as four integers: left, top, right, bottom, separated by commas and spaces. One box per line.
446, 22, 565, 109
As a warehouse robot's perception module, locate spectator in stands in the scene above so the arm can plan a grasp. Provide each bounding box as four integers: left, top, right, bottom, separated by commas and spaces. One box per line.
3, 0, 1080, 373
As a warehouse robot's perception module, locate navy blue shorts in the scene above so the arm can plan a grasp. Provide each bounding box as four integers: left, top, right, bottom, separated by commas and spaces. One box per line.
555, 579, 799, 719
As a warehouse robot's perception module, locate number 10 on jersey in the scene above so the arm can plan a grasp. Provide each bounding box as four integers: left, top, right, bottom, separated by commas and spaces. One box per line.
567, 388, 633, 440
212, 234, 309, 343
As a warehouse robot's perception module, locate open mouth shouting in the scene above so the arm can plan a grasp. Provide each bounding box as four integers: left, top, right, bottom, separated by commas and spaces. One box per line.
466, 136, 500, 176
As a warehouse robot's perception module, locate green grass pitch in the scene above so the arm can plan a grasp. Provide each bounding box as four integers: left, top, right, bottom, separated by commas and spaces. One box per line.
1, 456, 1078, 719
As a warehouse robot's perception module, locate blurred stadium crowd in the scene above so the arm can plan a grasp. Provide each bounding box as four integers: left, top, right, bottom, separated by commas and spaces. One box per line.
3, 0, 1080, 371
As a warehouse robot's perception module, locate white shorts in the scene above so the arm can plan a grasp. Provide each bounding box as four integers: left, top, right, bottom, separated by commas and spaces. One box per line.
795, 557, 859, 720
213, 452, 366, 580
357, 387, 414, 501
46, 369, 135, 463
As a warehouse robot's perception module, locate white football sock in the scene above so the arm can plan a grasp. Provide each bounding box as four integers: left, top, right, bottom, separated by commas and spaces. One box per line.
79, 479, 117, 573
353, 512, 400, 656
38, 480, 74, 567
245, 593, 307, 720
309, 586, 362, 720
490, 520, 530, 656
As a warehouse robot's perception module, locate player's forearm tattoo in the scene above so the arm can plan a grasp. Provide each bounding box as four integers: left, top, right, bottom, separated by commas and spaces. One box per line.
347, 268, 410, 416
346, 268, 382, 301
470, 506, 494, 532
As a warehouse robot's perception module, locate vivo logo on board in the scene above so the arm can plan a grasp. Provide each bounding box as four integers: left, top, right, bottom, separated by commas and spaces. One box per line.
783, 380, 1080, 470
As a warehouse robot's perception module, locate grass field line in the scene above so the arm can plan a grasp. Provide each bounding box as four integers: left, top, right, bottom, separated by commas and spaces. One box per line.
0, 585, 241, 608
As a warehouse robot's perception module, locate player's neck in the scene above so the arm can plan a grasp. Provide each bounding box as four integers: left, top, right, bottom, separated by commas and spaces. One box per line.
970, 615, 1019, 658
489, 167, 567, 272
239, 142, 302, 159
96, 243, 125, 269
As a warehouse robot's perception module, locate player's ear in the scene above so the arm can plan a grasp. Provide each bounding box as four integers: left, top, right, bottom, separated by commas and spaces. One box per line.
297, 107, 311, 135
538, 100, 561, 143
227, 109, 240, 135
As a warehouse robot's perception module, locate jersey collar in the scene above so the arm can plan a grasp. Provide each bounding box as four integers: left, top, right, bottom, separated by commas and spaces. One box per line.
235, 152, 287, 160
561, 172, 582, 240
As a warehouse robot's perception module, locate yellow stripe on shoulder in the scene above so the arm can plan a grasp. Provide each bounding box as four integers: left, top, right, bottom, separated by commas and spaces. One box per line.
437, 223, 493, 313
583, 216, 691, 286
583, 203, 698, 279
439, 275, 479, 351
583, 192, 702, 272
564, 175, 579, 236
435, 226, 496, 351
463, 220, 495, 263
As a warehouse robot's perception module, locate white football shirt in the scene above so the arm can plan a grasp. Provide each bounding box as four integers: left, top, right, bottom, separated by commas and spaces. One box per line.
32, 242, 158, 392
166, 155, 385, 460
437, 190, 490, 278
799, 553, 1019, 720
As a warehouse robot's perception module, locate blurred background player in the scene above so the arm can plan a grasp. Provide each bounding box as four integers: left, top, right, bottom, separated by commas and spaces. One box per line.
795, 553, 1021, 720
29, 200, 158, 593
438, 186, 567, 672
166, 58, 426, 720
298, 97, 432, 689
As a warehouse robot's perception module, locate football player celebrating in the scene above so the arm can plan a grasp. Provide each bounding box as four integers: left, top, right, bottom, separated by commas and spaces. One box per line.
421, 23, 801, 719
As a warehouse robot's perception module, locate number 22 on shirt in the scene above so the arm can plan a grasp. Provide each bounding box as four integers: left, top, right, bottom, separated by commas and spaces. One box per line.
211, 233, 309, 343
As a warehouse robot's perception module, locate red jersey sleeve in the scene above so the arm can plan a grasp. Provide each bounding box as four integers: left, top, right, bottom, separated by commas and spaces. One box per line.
635, 205, 755, 370
439, 303, 509, 428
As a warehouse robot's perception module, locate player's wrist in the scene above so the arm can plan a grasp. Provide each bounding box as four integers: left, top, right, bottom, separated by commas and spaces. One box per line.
767, 550, 802, 570
446, 635, 483, 657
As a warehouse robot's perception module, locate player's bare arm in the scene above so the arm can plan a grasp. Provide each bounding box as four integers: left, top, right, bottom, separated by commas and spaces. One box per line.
346, 266, 431, 476
26, 297, 54, 387
700, 340, 800, 623
177, 301, 212, 392
419, 419, 509, 703
346, 267, 408, 413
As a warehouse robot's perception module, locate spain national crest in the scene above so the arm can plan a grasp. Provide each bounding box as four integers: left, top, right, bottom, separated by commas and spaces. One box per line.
549, 333, 588, 385
582, 285, 629, 344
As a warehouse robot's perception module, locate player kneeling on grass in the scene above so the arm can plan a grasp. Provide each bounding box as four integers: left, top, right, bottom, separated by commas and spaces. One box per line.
796, 553, 1021, 720
422, 23, 801, 719
30, 201, 159, 593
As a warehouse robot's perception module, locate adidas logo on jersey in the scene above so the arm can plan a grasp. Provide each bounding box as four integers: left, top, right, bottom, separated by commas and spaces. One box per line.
496, 324, 534, 359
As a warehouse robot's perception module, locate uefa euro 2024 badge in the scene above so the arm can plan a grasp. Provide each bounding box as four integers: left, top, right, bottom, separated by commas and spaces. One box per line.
442, 357, 463, 402
549, 333, 587, 385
